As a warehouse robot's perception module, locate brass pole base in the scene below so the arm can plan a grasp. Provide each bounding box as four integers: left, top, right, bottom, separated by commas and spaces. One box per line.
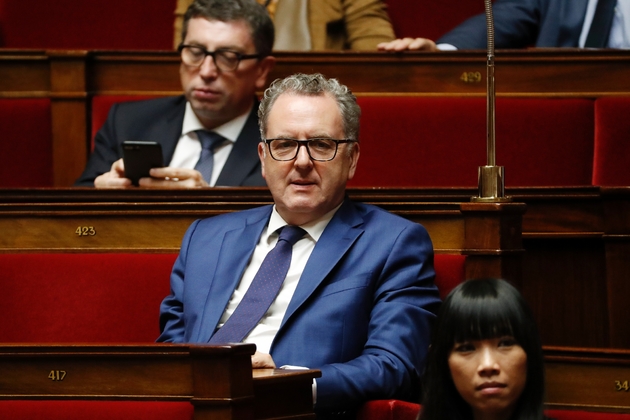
471, 165, 512, 202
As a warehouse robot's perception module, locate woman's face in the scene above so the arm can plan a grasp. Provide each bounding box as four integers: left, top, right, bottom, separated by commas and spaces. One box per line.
448, 336, 527, 420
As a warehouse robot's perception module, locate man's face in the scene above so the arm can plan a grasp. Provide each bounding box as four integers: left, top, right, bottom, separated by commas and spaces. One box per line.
258, 93, 360, 226
180, 17, 274, 128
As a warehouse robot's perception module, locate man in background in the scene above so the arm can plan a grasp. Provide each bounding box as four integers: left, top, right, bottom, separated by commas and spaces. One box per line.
175, 0, 395, 50
378, 0, 630, 51
157, 73, 440, 417
76, 0, 275, 188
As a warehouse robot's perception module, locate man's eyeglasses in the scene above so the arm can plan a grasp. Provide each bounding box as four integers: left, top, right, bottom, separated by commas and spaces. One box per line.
262, 138, 357, 162
178, 44, 261, 72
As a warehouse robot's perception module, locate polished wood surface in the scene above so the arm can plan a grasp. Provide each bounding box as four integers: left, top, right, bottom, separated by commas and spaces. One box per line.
4, 49, 630, 97
0, 188, 526, 287
0, 343, 627, 414
0, 343, 319, 420
544, 346, 630, 412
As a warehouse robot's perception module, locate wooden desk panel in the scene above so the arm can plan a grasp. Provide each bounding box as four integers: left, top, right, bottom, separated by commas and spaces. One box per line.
0, 343, 319, 420
80, 49, 630, 97
544, 347, 630, 412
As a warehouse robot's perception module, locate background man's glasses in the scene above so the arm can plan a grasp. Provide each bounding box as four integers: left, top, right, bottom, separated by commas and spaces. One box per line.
178, 44, 260, 72
262, 138, 357, 162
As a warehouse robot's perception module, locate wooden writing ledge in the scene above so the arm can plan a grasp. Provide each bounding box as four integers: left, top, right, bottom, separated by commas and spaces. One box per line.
0, 343, 319, 420
544, 346, 630, 412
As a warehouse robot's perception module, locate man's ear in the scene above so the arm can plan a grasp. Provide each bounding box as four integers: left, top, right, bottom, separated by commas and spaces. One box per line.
255, 56, 276, 90
347, 143, 360, 180
258, 141, 267, 179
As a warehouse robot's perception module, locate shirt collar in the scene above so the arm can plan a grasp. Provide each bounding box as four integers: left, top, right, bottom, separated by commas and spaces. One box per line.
181, 101, 252, 143
265, 203, 343, 244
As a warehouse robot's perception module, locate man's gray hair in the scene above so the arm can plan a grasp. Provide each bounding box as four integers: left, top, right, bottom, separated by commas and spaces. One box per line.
258, 73, 361, 142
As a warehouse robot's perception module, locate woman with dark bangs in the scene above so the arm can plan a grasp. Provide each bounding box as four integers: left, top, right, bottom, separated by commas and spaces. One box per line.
419, 278, 548, 420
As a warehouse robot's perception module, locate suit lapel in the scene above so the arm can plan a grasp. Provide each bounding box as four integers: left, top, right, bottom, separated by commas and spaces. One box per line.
280, 200, 364, 329
215, 101, 262, 186
150, 96, 186, 165
196, 207, 272, 342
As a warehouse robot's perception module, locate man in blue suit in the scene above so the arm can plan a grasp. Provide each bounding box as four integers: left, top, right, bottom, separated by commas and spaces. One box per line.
157, 73, 441, 417
378, 0, 630, 51
75, 0, 275, 188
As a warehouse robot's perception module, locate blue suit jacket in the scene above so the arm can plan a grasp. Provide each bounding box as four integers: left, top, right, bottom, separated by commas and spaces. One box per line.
157, 199, 440, 412
75, 95, 265, 187
438, 0, 589, 49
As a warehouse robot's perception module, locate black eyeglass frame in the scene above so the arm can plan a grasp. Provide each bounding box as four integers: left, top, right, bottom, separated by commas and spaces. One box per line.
178, 44, 261, 71
262, 138, 357, 162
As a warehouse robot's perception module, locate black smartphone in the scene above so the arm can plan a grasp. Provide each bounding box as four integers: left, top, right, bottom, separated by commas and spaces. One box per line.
122, 141, 164, 186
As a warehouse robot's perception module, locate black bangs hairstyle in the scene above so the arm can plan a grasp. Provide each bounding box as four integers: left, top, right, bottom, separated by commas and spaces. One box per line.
419, 279, 546, 420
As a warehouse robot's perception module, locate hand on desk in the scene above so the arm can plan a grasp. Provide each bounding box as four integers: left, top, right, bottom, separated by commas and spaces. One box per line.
251, 351, 276, 369
143, 167, 209, 188
94, 159, 132, 188
378, 37, 438, 52
93, 159, 209, 188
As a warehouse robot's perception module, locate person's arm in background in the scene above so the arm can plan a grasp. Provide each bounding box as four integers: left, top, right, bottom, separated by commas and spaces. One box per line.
343, 0, 396, 49
74, 103, 126, 186
378, 0, 543, 51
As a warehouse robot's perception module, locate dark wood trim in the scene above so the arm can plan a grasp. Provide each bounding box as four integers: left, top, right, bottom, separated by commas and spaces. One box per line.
0, 343, 319, 419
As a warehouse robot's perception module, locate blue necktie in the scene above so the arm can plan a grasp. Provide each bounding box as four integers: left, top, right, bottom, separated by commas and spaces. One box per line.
195, 130, 225, 184
585, 0, 616, 48
209, 225, 306, 344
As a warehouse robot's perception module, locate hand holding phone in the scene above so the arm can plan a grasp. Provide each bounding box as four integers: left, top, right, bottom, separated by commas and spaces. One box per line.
122, 141, 164, 186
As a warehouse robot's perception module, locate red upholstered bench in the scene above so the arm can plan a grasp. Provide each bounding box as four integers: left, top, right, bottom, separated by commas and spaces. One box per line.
0, 98, 53, 187
0, 401, 193, 420
352, 97, 594, 187
0, 1, 173, 49
356, 400, 630, 420
0, 253, 177, 343
1, 252, 460, 342
593, 97, 630, 186
385, 0, 486, 41
433, 254, 465, 299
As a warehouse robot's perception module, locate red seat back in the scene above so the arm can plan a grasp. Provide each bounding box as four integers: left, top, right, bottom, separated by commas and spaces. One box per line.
385, 0, 487, 41
91, 95, 157, 150
0, 98, 53, 187
0, 0, 173, 49
593, 97, 630, 186
433, 254, 466, 300
352, 97, 594, 187
0, 253, 177, 343
0, 401, 193, 420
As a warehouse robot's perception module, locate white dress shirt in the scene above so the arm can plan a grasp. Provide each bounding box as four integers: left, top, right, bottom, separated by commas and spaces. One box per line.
214, 204, 341, 355
168, 102, 251, 186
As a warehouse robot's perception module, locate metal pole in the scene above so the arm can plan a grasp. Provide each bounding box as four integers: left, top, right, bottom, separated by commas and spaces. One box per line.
472, 0, 511, 202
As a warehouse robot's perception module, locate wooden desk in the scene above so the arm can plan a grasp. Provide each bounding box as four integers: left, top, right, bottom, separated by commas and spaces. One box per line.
0, 343, 319, 420
544, 346, 630, 412
0, 188, 526, 286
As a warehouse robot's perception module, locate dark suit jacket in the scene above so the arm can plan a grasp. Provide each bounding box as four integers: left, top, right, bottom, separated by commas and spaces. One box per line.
438, 0, 589, 49
157, 199, 441, 413
75, 95, 265, 186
